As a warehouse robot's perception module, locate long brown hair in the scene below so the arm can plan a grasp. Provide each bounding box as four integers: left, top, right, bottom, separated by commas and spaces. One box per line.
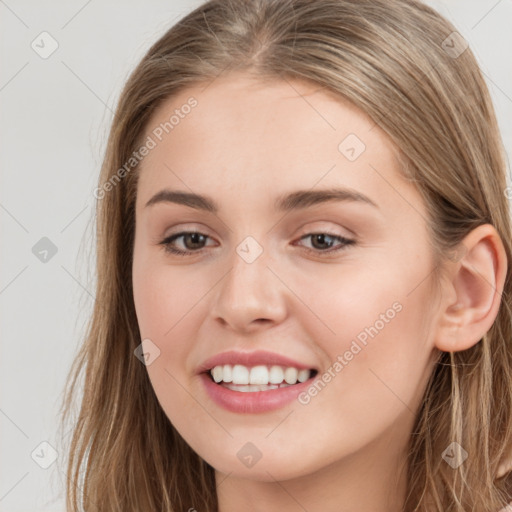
59, 0, 512, 510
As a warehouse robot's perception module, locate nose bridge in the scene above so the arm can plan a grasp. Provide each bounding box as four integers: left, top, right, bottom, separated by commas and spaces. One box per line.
211, 234, 287, 329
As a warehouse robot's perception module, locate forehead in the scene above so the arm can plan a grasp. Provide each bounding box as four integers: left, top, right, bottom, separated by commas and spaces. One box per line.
135, 72, 410, 214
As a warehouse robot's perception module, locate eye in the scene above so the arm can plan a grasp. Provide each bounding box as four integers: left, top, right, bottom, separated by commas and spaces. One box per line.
159, 231, 215, 256
158, 230, 356, 257
294, 232, 356, 256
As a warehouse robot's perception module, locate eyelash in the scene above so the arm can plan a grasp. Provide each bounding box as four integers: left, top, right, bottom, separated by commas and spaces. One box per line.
158, 230, 356, 257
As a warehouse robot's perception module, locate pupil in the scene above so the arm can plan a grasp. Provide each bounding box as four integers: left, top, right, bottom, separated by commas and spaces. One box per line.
313, 234, 332, 249
187, 233, 204, 249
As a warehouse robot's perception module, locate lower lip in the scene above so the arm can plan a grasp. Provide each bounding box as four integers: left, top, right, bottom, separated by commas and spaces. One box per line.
199, 372, 315, 413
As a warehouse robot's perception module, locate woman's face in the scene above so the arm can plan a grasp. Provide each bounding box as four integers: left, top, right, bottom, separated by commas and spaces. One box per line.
132, 72, 442, 483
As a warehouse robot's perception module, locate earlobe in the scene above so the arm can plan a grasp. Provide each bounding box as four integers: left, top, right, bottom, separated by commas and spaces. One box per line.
434, 224, 508, 353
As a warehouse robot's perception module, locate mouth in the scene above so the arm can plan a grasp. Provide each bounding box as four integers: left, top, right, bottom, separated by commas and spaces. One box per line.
204, 364, 319, 393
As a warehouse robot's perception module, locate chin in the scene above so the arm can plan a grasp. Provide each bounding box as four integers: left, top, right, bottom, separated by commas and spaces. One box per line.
203, 448, 317, 482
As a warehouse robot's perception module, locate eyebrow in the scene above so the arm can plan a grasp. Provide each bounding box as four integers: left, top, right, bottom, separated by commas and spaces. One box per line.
144, 187, 379, 212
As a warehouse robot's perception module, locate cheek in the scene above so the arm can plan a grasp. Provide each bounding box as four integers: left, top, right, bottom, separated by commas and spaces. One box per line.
304, 263, 435, 412
132, 262, 208, 428
291, 263, 406, 352
132, 260, 213, 399
132, 258, 207, 341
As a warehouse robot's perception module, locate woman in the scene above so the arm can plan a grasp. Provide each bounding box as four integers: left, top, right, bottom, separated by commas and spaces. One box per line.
60, 0, 512, 510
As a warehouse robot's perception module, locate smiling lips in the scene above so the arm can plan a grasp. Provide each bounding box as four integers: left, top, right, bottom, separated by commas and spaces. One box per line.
197, 350, 319, 413
198, 349, 318, 388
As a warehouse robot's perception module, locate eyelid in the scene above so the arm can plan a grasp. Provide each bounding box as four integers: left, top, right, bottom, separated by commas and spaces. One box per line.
294, 231, 355, 254
295, 222, 356, 239
158, 229, 356, 258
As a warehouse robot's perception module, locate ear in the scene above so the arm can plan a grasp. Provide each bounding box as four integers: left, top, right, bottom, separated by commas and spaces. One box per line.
434, 224, 508, 352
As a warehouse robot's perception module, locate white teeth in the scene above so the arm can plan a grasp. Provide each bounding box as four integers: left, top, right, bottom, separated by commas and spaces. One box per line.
284, 367, 298, 384
209, 364, 313, 387
222, 364, 233, 383
269, 365, 284, 384
249, 365, 269, 385
297, 369, 310, 383
232, 364, 249, 384
212, 366, 223, 383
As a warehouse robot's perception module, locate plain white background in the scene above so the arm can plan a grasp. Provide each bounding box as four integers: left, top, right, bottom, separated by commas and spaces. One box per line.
1, 1, 511, 510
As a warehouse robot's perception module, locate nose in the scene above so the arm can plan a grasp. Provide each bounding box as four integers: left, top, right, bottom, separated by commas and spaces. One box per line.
209, 243, 288, 333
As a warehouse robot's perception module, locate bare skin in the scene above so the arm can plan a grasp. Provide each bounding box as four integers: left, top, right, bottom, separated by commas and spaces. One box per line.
131, 72, 507, 512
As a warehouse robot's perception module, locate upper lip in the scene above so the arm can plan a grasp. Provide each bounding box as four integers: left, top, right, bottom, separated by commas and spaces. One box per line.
196, 350, 317, 375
